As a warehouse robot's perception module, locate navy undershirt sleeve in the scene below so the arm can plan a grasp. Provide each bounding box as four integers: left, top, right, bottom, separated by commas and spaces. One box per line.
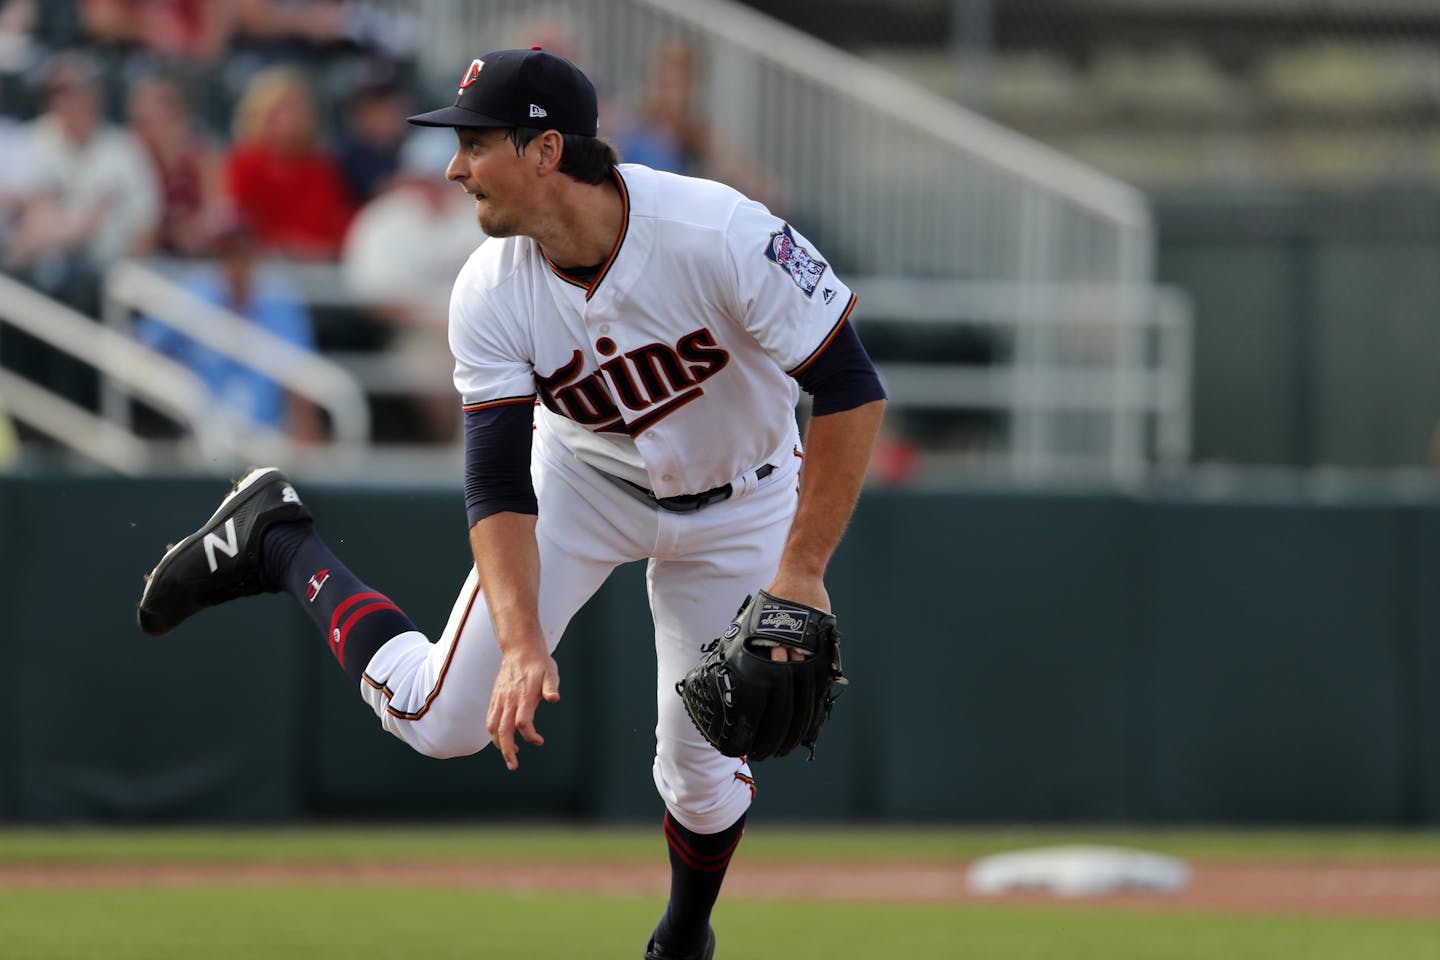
464, 403, 538, 528
793, 320, 887, 416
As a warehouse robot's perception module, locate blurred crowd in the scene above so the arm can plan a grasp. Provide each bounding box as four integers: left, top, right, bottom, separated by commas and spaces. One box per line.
0, 0, 478, 451
0, 1, 785, 457
0, 2, 919, 480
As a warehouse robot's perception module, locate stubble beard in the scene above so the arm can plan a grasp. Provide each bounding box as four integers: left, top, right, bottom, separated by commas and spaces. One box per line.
477, 201, 526, 239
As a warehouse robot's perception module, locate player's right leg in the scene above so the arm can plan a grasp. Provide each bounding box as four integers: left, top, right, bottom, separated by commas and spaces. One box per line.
137, 465, 424, 682
137, 456, 649, 760
358, 515, 620, 758
360, 435, 658, 756
136, 465, 481, 755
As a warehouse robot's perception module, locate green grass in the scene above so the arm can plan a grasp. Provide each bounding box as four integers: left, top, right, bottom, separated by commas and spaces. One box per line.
0, 887, 1434, 960
1, 824, 1439, 865
0, 828, 1438, 959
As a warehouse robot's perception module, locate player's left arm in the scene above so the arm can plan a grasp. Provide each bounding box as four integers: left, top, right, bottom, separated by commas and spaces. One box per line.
766, 311, 888, 626
720, 203, 886, 617
766, 396, 885, 616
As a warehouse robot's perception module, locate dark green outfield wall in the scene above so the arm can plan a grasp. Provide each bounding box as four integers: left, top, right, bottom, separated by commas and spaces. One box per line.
2, 474, 1438, 825
1155, 189, 1440, 470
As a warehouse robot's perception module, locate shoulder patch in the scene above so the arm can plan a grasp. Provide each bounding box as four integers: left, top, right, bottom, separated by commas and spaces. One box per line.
765, 224, 827, 297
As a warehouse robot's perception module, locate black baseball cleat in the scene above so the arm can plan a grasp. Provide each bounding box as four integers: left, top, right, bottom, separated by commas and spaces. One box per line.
644, 928, 715, 960
137, 466, 311, 637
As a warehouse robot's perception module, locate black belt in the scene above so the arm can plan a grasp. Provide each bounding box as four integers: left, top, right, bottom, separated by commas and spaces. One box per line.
623, 464, 775, 512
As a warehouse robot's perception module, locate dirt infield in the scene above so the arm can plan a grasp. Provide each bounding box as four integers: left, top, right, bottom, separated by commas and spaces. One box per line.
0, 860, 1437, 918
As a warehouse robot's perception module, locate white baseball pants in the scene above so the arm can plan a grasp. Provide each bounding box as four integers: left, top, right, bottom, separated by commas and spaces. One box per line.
359, 419, 801, 834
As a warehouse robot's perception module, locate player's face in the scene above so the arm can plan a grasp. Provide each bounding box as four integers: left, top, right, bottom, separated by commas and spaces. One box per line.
446, 127, 535, 238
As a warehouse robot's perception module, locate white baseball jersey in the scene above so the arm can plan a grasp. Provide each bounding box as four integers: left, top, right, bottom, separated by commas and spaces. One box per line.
361, 163, 858, 836
448, 163, 857, 496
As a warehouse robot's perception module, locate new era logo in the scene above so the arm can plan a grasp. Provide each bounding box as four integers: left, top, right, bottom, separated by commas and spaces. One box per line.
530, 103, 548, 118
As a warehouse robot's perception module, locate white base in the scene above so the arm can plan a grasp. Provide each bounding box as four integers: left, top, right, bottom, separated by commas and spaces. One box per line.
966, 845, 1191, 898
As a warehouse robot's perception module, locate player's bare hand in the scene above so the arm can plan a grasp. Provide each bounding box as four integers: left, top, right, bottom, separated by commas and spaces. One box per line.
764, 574, 830, 614
486, 644, 560, 771
760, 575, 830, 661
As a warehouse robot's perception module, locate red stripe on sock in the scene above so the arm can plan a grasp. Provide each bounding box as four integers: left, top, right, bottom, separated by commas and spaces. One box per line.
663, 814, 742, 874
329, 592, 390, 635
333, 600, 402, 666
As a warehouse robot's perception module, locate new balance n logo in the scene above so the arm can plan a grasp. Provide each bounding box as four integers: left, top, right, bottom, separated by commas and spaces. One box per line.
203, 519, 239, 573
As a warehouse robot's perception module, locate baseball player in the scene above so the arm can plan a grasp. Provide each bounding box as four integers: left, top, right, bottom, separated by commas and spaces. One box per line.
138, 47, 885, 960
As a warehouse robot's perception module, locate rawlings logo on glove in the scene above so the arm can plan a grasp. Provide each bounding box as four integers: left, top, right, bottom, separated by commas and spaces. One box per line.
675, 590, 847, 762
757, 608, 807, 636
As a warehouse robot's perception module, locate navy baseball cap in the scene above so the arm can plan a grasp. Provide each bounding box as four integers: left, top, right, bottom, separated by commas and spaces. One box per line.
406, 47, 598, 136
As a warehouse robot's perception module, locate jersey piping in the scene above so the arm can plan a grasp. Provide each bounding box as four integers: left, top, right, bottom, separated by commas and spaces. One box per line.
538, 167, 631, 300
462, 394, 537, 413
362, 576, 482, 721
787, 292, 858, 376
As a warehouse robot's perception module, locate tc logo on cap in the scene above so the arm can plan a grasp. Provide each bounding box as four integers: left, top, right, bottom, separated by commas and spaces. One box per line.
409, 48, 599, 136
458, 58, 484, 94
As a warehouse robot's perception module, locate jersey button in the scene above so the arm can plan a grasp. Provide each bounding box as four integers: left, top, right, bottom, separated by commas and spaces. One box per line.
645, 430, 656, 439
599, 324, 611, 334
662, 474, 674, 482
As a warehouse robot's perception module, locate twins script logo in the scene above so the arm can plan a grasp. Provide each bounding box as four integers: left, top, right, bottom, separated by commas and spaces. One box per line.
536, 327, 730, 436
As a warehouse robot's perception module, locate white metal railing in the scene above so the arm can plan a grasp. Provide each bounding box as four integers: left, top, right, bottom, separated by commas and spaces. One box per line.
0, 369, 155, 474
4, 2, 1183, 480
851, 280, 1192, 479
102, 259, 372, 449
0, 272, 244, 473
389, 0, 1175, 479
403, 0, 1150, 285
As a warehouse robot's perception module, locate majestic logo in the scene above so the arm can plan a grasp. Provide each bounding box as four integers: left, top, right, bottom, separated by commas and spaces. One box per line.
458, 58, 485, 93
765, 224, 827, 297
306, 569, 331, 602
536, 328, 730, 435
529, 103, 548, 118
202, 519, 239, 573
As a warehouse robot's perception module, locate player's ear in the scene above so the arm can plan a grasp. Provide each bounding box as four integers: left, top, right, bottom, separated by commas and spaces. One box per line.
534, 130, 564, 176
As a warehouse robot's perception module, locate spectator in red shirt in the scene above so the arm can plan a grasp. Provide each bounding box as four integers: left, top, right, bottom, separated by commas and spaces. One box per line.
223, 65, 354, 260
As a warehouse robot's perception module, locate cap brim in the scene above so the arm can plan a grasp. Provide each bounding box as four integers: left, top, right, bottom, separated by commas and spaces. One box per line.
405, 105, 509, 128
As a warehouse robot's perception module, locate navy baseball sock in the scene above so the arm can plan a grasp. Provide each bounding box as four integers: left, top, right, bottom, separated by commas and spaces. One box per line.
262, 520, 418, 684
654, 811, 747, 954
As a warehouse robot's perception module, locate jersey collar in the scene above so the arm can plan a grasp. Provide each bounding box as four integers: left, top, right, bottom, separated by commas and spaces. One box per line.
539, 166, 630, 301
